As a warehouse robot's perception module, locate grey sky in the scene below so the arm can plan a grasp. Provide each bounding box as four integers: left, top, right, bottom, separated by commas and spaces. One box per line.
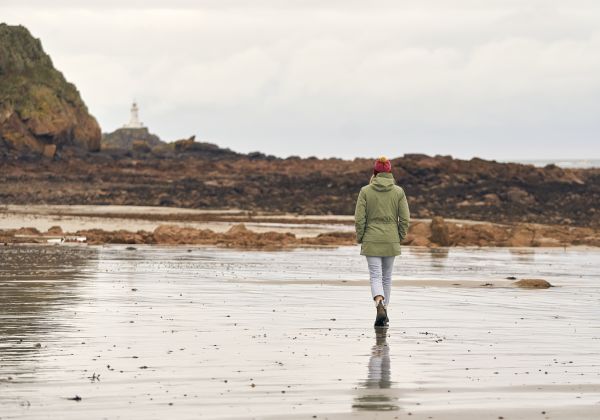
2, 0, 600, 159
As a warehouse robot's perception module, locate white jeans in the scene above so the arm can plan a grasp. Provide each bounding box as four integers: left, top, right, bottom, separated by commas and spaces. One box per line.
366, 256, 395, 306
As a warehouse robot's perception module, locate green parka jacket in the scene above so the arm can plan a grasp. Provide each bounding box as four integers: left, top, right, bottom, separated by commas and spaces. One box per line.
354, 172, 410, 256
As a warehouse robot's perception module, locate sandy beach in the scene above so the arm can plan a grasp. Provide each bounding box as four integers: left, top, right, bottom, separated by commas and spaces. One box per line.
1, 245, 598, 419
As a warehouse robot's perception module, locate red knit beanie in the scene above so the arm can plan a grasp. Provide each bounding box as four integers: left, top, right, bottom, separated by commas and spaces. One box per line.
373, 156, 392, 175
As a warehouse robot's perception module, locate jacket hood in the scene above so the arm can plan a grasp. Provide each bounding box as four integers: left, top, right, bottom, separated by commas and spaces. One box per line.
370, 172, 395, 192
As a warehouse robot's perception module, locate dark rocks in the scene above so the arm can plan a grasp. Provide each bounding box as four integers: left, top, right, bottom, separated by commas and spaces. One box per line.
1, 135, 599, 229
483, 193, 501, 206
102, 127, 163, 151
506, 187, 536, 205
170, 136, 239, 158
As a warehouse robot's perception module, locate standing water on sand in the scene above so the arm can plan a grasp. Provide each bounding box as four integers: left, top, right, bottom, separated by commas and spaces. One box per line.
1, 245, 599, 419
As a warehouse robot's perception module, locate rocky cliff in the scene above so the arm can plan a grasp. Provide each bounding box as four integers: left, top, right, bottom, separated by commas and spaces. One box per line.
0, 24, 100, 157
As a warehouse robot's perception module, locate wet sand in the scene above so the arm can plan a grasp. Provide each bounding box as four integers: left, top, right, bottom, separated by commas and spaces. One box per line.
0, 205, 354, 237
1, 246, 599, 419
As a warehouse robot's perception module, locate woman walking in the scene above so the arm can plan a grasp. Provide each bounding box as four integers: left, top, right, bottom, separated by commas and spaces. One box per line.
354, 156, 410, 327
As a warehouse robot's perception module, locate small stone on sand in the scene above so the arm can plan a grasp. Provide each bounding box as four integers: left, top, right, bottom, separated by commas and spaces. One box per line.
514, 279, 552, 289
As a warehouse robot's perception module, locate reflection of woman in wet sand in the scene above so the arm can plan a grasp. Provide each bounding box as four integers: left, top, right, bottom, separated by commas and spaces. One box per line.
352, 329, 399, 412
365, 329, 391, 389
355, 157, 410, 327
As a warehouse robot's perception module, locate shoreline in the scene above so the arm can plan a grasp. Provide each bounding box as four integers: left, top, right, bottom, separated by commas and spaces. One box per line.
1, 204, 599, 248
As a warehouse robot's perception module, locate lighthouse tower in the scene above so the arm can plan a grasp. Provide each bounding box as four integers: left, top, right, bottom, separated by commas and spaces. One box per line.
124, 102, 144, 128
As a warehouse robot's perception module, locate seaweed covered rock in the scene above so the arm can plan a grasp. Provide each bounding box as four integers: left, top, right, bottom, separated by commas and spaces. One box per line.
0, 24, 100, 156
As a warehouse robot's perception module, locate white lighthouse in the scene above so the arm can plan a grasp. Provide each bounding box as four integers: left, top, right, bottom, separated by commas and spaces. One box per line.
123, 101, 144, 128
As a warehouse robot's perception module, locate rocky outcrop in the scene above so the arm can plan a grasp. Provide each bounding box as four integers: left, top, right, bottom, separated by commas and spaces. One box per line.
167, 136, 240, 158
1, 133, 600, 227
2, 219, 600, 248
0, 24, 100, 157
152, 224, 218, 245
100, 131, 241, 160
101, 127, 163, 151
397, 156, 594, 227
152, 223, 298, 248
402, 217, 600, 247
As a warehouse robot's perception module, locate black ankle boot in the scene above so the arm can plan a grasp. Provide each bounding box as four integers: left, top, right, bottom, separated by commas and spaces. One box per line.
374, 301, 388, 327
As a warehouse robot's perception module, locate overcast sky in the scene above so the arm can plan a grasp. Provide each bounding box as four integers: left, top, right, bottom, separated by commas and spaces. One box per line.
2, 0, 600, 160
